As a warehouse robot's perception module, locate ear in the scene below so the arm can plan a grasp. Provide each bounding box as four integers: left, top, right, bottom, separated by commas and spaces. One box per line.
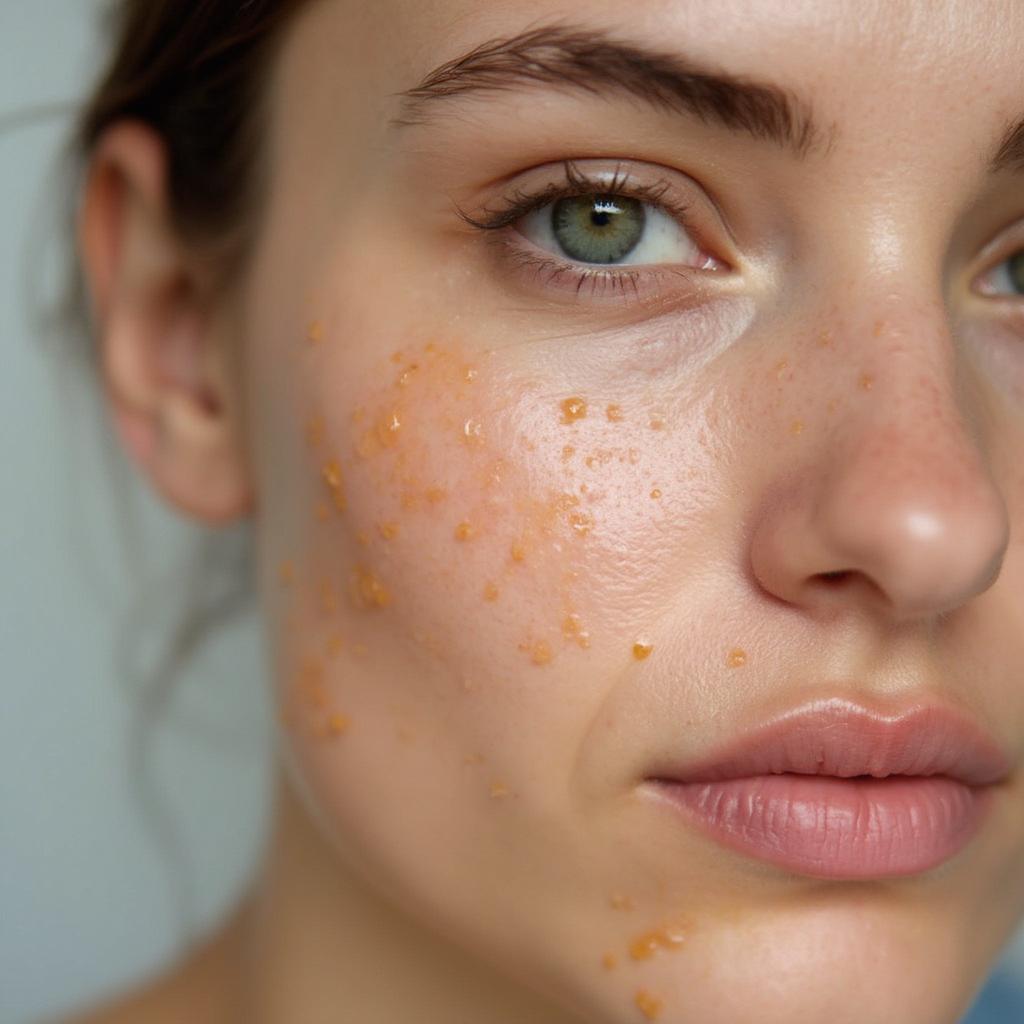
77, 120, 253, 524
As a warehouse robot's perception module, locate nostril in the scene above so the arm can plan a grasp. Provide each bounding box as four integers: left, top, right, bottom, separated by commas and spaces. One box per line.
819, 570, 851, 584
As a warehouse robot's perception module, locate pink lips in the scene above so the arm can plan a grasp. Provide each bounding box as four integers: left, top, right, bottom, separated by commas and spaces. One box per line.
647, 697, 1011, 879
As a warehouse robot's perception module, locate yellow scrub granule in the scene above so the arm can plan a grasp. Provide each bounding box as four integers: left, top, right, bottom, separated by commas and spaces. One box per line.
726, 647, 747, 668
634, 989, 663, 1020
560, 397, 588, 424
633, 642, 653, 661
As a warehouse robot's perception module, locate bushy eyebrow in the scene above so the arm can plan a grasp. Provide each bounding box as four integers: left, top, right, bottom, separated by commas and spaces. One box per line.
993, 117, 1024, 175
391, 24, 835, 159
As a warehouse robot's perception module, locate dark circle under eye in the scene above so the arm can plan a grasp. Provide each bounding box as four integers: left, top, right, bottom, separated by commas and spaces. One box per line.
1010, 251, 1024, 294
551, 194, 645, 264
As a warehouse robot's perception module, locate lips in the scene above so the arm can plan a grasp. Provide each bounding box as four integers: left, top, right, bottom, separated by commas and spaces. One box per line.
646, 696, 1012, 879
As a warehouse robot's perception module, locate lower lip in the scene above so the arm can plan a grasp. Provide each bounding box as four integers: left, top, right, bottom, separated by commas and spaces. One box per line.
652, 774, 995, 879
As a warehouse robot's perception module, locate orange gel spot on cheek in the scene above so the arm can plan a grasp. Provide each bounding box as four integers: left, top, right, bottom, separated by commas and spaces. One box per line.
727, 647, 747, 667
562, 613, 591, 649
307, 320, 324, 344
859, 373, 875, 390
489, 780, 509, 799
633, 641, 653, 660
351, 566, 392, 609
483, 582, 500, 602
520, 639, 552, 665
606, 403, 624, 422
635, 989, 664, 1020
560, 397, 588, 424
378, 522, 399, 541
327, 712, 350, 737
790, 419, 805, 436
648, 414, 666, 430
649, 488, 662, 500
454, 521, 474, 541
816, 330, 834, 348
510, 541, 527, 564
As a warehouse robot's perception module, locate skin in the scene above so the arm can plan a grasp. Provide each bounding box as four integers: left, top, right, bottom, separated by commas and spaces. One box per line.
76, 1, 1024, 1021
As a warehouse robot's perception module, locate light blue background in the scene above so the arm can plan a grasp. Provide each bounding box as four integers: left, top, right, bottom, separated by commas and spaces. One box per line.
1, 3, 1022, 1022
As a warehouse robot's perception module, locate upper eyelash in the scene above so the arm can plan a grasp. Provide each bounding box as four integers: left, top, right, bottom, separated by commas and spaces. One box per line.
454, 159, 689, 232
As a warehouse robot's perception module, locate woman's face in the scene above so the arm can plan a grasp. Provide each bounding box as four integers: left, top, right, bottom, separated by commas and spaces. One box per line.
236, 1, 1024, 1020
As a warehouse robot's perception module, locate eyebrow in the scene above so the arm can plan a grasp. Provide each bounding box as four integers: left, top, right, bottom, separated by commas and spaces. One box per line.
392, 24, 833, 158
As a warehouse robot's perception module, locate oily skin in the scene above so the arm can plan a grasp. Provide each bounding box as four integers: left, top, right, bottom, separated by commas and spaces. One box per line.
86, 0, 1024, 1021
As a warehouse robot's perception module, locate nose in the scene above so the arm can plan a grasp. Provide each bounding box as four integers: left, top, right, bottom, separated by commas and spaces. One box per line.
747, 312, 1010, 625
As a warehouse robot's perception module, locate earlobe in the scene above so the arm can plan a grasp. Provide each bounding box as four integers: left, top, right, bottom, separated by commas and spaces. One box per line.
77, 120, 253, 524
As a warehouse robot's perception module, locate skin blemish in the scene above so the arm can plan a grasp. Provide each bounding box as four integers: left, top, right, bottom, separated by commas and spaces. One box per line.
489, 780, 510, 799
648, 415, 666, 430
520, 639, 553, 665
454, 521, 475, 541
633, 641, 654, 661
790, 419, 805, 436
462, 418, 485, 445
425, 485, 447, 505
649, 488, 662, 500
483, 582, 500, 602
634, 989, 664, 1020
562, 613, 591, 649
727, 647, 747, 668
322, 458, 347, 512
560, 396, 588, 424
601, 952, 618, 971
510, 540, 528, 564
307, 320, 324, 344
351, 565, 393, 610
610, 893, 635, 911
773, 358, 790, 380
606, 403, 625, 422
859, 373, 875, 390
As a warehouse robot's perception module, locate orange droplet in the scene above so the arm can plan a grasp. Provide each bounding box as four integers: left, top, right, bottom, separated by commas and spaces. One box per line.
351, 565, 392, 610
649, 488, 662, 500
307, 320, 324, 344
322, 458, 345, 491
567, 510, 594, 536
560, 396, 588, 424
327, 712, 350, 737
635, 989, 663, 1020
649, 415, 666, 431
489, 780, 509, 799
606, 403, 624, 422
562, 445, 576, 461
859, 373, 875, 390
464, 366, 479, 383
454, 521, 474, 541
525, 640, 552, 666
633, 641, 653, 660
510, 541, 527, 563
773, 358, 789, 379
790, 419, 805, 436
483, 582, 500, 602
601, 952, 617, 971
377, 410, 403, 448
462, 418, 484, 445
378, 521, 399, 541
727, 647, 747, 668
425, 485, 447, 504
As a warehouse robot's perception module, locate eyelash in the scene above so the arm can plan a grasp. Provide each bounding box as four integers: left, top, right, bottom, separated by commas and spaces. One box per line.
456, 161, 706, 302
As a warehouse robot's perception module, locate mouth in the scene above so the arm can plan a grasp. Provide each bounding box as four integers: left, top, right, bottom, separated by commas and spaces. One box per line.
644, 696, 1012, 880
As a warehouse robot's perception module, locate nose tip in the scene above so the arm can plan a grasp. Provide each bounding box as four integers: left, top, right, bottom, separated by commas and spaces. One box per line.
748, 372, 1011, 625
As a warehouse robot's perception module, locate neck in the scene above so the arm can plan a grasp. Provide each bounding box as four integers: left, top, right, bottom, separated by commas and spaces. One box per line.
222, 772, 581, 1024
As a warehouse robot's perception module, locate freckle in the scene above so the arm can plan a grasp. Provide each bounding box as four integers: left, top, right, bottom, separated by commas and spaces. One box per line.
278, 561, 294, 587
606, 403, 624, 422
510, 541, 527, 563
648, 415, 666, 430
425, 485, 447, 504
521, 639, 552, 665
562, 445, 576, 461
351, 565, 392, 610
859, 373, 875, 390
454, 521, 474, 541
567, 510, 594, 536
483, 582, 500, 602
773, 358, 789, 379
650, 488, 662, 500
326, 631, 344, 657
790, 419, 804, 436
633, 641, 653, 660
326, 712, 350, 737
560, 396, 588, 424
610, 893, 634, 911
305, 415, 325, 448
378, 521, 399, 541
601, 952, 617, 971
727, 647, 747, 668
307, 320, 323, 344
489, 780, 509, 799
635, 989, 663, 1020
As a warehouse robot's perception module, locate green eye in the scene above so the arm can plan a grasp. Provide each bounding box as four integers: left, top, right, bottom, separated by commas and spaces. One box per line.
551, 194, 645, 264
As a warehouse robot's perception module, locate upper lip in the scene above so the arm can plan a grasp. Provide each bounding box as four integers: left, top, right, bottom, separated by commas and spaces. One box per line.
650, 696, 1012, 787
